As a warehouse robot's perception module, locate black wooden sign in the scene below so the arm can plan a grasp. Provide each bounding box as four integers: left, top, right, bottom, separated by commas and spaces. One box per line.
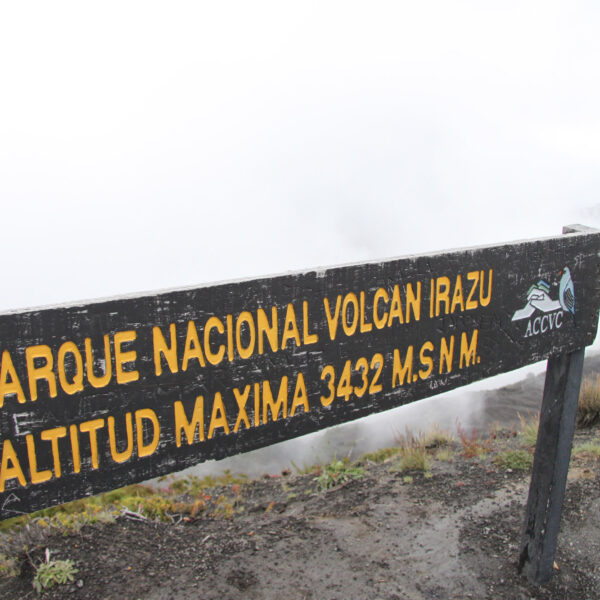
1, 225, 599, 520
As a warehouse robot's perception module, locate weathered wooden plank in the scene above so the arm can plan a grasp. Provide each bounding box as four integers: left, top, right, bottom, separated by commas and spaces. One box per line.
0, 225, 598, 519
518, 348, 585, 584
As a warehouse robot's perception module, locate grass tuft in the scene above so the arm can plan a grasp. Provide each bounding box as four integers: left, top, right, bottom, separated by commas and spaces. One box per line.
314, 459, 365, 491
360, 447, 401, 464
390, 447, 431, 474
573, 442, 600, 460
578, 375, 600, 428
456, 421, 493, 458
518, 413, 539, 447
493, 449, 533, 471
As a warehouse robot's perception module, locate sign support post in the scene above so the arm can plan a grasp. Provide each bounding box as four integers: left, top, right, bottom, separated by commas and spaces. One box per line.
518, 348, 585, 584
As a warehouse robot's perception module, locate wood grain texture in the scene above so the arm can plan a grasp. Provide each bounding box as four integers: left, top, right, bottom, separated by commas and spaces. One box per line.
518, 349, 585, 584
1, 226, 599, 519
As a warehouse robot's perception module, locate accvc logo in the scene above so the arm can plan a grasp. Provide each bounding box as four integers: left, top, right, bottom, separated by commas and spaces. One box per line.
511, 267, 575, 338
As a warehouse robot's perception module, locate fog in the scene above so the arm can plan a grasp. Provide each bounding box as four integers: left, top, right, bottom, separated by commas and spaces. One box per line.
1, 2, 599, 476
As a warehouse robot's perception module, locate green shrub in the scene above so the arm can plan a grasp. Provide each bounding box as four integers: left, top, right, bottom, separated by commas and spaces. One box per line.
493, 450, 533, 471
315, 459, 365, 491
32, 550, 78, 593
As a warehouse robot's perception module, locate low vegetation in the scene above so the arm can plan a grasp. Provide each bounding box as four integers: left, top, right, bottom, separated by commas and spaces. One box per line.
314, 459, 365, 491
493, 449, 534, 471
1, 417, 597, 593
518, 413, 539, 447
578, 375, 600, 428
572, 442, 600, 460
32, 549, 78, 594
456, 421, 494, 458
390, 447, 431, 473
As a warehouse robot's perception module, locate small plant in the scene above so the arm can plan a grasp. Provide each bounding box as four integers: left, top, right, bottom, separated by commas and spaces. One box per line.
456, 421, 493, 458
573, 442, 600, 460
0, 552, 18, 578
315, 459, 365, 491
360, 447, 401, 464
578, 376, 600, 428
212, 495, 235, 519
391, 448, 430, 473
435, 448, 454, 462
290, 460, 320, 475
518, 413, 539, 448
421, 426, 454, 449
32, 549, 78, 593
493, 450, 533, 471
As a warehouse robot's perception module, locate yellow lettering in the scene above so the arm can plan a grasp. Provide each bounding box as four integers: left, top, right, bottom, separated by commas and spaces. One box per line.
460, 329, 478, 368
263, 377, 288, 423
257, 307, 278, 354
181, 320, 207, 370
135, 409, 160, 457
342, 293, 359, 337
40, 426, 67, 477
406, 282, 421, 323
208, 392, 230, 439
450, 275, 464, 313
204, 317, 226, 366
233, 386, 251, 433
302, 301, 318, 344
392, 346, 413, 387
174, 398, 205, 447
0, 350, 26, 407
323, 295, 342, 340
153, 324, 178, 376
85, 335, 112, 389
387, 285, 404, 326
226, 314, 234, 362
290, 373, 309, 416
57, 341, 84, 395
79, 418, 105, 469
479, 269, 493, 306
254, 382, 260, 427
114, 331, 139, 384
0, 439, 26, 492
107, 414, 134, 463
466, 271, 479, 310
359, 291, 373, 333
419, 341, 434, 380
439, 336, 455, 374
373, 288, 389, 329
281, 304, 301, 349
26, 434, 52, 484
429, 279, 435, 318
435, 277, 450, 316
69, 424, 81, 474
26, 345, 57, 401
236, 311, 256, 359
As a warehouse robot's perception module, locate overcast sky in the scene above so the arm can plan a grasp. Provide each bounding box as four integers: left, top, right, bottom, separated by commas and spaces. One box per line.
1, 2, 599, 315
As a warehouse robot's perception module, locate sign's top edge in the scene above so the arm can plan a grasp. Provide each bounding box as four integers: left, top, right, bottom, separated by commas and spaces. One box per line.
1, 224, 597, 317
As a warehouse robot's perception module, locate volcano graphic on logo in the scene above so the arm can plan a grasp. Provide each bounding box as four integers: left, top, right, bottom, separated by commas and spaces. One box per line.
512, 268, 574, 321
511, 268, 575, 339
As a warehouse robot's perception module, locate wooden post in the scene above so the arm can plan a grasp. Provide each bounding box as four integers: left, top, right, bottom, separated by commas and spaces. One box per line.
518, 348, 585, 584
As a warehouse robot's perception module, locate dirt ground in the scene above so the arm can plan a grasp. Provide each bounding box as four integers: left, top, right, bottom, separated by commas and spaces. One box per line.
1, 419, 599, 600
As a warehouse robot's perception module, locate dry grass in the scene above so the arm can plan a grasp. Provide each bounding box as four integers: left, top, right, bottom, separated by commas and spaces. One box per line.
518, 413, 539, 447
390, 447, 431, 473
578, 375, 600, 428
456, 421, 494, 458
395, 425, 454, 451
